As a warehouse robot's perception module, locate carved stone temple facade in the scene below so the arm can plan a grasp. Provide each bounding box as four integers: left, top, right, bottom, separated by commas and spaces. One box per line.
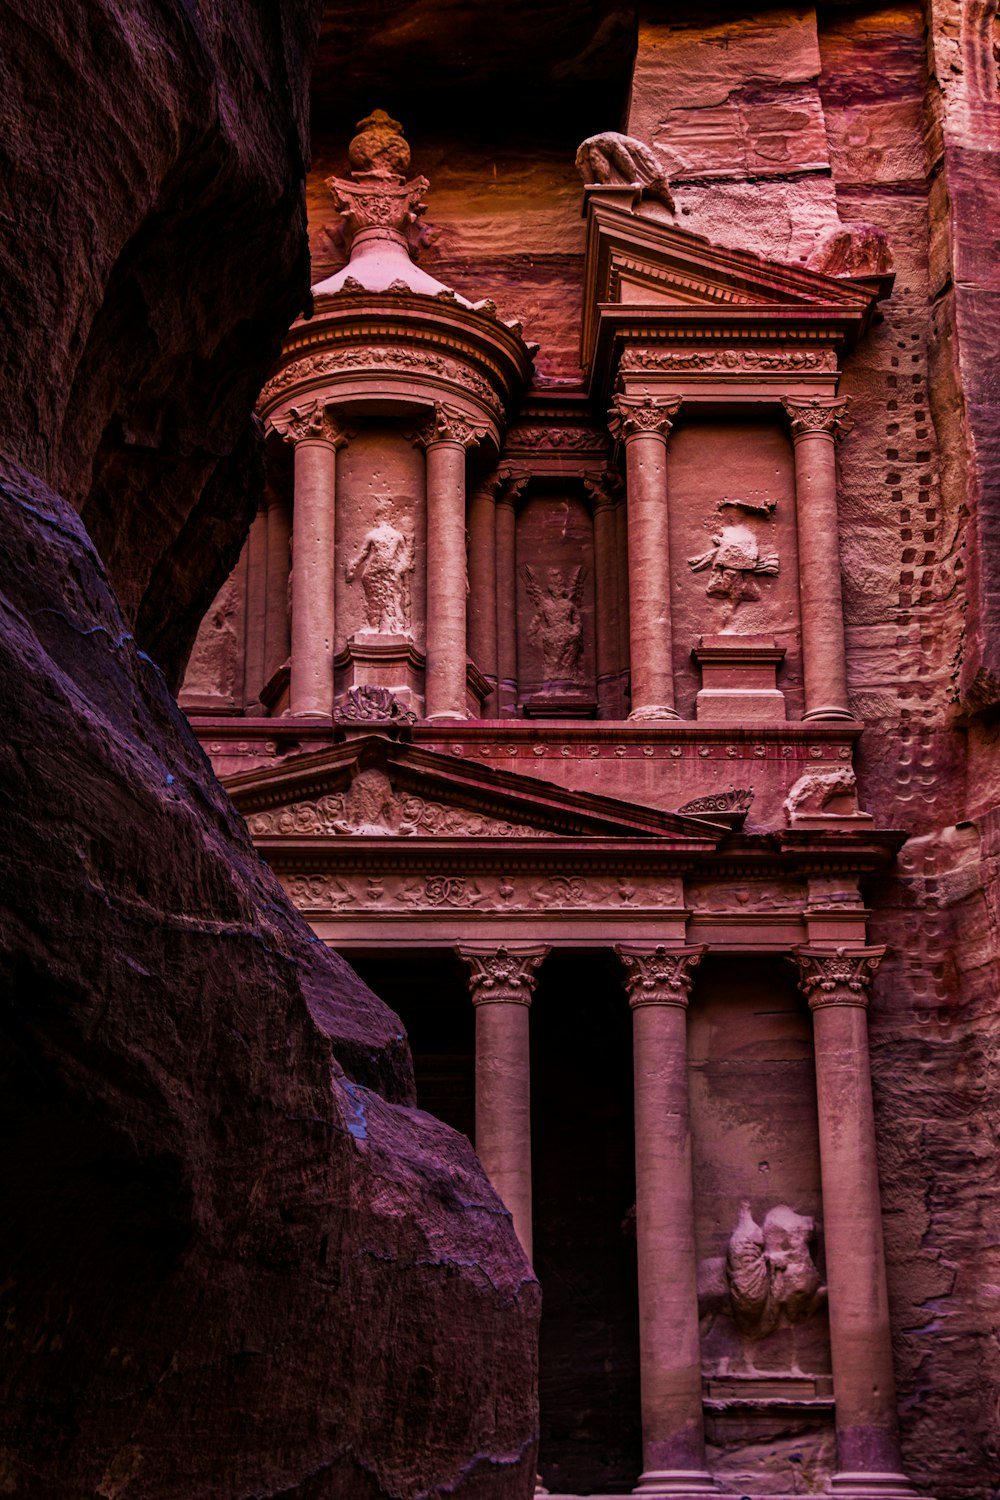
181, 95, 935, 1500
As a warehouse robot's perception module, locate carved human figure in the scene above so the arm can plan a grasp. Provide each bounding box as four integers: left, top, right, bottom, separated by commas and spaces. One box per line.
688, 522, 779, 606
523, 564, 585, 683
722, 1201, 825, 1339
346, 496, 414, 634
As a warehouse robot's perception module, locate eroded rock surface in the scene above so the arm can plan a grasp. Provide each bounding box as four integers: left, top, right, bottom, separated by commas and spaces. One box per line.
0, 458, 539, 1497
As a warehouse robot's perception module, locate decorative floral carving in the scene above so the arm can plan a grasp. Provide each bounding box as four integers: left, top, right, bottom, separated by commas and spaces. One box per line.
401, 877, 489, 909
608, 394, 682, 441
333, 686, 416, 725
575, 131, 675, 210
616, 945, 705, 1007
459, 945, 547, 1006
791, 945, 885, 1009
523, 565, 586, 685
620, 348, 838, 374
346, 497, 414, 634
269, 400, 350, 447
505, 427, 609, 453
414, 401, 488, 450
246, 769, 549, 839
283, 874, 355, 909
678, 788, 755, 815
324, 110, 429, 255
260, 349, 503, 418
782, 397, 851, 440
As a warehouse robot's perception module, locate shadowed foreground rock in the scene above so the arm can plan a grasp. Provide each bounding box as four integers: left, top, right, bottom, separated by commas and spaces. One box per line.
0, 456, 539, 1495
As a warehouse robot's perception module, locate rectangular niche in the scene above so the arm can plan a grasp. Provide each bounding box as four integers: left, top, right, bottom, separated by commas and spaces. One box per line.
667, 413, 804, 722
515, 486, 597, 716
688, 955, 834, 1497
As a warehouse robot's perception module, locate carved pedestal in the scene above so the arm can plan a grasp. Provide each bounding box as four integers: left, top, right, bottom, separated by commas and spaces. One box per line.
692, 635, 786, 723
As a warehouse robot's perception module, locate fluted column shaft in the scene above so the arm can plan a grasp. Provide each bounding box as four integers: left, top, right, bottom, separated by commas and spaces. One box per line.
618, 944, 711, 1496
420, 405, 486, 722
610, 397, 682, 721
272, 402, 348, 720
467, 476, 499, 699
459, 945, 547, 1261
794, 947, 913, 1493
784, 400, 852, 722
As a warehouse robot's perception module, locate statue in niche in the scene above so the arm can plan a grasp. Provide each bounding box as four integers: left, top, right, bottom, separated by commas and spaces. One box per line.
523, 565, 586, 684
699, 1201, 826, 1341
346, 496, 414, 634
688, 497, 779, 610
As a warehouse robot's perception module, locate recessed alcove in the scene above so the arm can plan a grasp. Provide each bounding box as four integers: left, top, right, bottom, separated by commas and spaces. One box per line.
515, 484, 598, 716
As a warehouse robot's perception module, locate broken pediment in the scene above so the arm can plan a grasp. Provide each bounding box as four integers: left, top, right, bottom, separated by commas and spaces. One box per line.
581, 197, 886, 396
224, 734, 725, 846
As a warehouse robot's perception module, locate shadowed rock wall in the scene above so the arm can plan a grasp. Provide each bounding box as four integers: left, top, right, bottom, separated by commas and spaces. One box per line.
0, 3, 539, 1494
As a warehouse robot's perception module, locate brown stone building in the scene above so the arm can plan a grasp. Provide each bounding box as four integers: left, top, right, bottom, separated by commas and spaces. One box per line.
175, 9, 996, 1499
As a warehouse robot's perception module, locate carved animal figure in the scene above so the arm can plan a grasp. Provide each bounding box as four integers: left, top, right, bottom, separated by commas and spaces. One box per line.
723, 1201, 826, 1339
346, 497, 414, 634
575, 131, 675, 210
523, 565, 585, 682
688, 522, 779, 604
783, 766, 858, 820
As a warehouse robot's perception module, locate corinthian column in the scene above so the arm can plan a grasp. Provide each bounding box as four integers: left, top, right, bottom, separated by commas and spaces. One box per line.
782, 399, 853, 722
585, 469, 625, 718
272, 402, 349, 720
417, 404, 486, 721
616, 944, 713, 1497
459, 944, 547, 1261
609, 396, 683, 721
495, 471, 528, 717
793, 947, 917, 1498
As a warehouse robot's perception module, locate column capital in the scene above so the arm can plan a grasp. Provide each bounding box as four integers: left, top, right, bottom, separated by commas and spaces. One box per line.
608, 394, 682, 443
496, 467, 531, 507
458, 944, 548, 1006
792, 944, 885, 1010
782, 397, 851, 442
617, 944, 705, 1008
414, 402, 488, 452
583, 467, 625, 511
269, 400, 351, 448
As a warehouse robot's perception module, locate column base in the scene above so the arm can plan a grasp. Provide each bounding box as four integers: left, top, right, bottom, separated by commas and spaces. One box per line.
831, 1473, 924, 1499
423, 710, 469, 723
801, 705, 855, 722
628, 706, 681, 722
633, 1469, 719, 1497
289, 708, 331, 721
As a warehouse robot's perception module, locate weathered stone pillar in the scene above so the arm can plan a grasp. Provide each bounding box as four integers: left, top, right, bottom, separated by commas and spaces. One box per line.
793, 946, 916, 1498
418, 404, 486, 721
585, 469, 625, 718
459, 944, 547, 1261
495, 472, 528, 718
617, 944, 713, 1497
272, 402, 348, 720
467, 474, 499, 701
242, 502, 269, 709
609, 396, 683, 721
783, 399, 853, 722
263, 489, 291, 686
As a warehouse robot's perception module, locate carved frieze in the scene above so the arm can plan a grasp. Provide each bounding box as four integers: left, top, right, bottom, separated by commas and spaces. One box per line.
249, 769, 549, 839
334, 686, 416, 725
505, 426, 609, 453
280, 870, 686, 914
620, 348, 838, 374
260, 349, 504, 418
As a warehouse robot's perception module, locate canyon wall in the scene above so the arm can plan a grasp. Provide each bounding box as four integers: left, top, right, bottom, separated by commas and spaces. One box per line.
0, 4, 539, 1495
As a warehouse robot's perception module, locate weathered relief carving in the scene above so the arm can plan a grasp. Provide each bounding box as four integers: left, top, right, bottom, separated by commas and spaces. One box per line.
783, 766, 859, 821
721, 1202, 826, 1338
620, 348, 838, 374
677, 788, 754, 816
505, 426, 609, 453
346, 496, 414, 635
688, 498, 779, 608
182, 575, 241, 701
283, 874, 355, 909
575, 131, 675, 210
334, 686, 416, 724
806, 221, 893, 279
401, 877, 490, 909
247, 769, 550, 839
280, 871, 685, 915
523, 565, 586, 684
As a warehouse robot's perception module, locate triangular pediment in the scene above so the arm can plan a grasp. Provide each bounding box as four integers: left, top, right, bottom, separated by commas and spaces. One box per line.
224, 734, 724, 846
582, 199, 882, 391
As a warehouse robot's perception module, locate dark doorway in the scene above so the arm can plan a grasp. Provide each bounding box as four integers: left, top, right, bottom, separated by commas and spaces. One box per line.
346, 948, 475, 1143
532, 950, 641, 1495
